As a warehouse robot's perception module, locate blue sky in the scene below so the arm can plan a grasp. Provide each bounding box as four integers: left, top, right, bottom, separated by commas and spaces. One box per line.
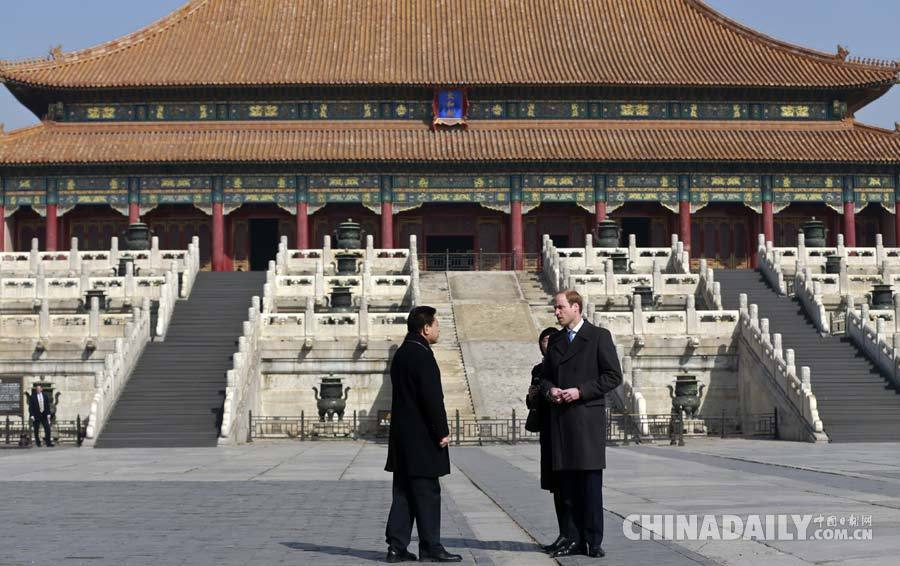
0, 0, 897, 130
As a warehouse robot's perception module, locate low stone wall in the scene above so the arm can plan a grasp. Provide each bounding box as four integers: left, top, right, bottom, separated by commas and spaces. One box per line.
0, 237, 200, 295
542, 233, 689, 279
83, 298, 152, 443
736, 295, 827, 442
258, 341, 397, 422
218, 297, 263, 445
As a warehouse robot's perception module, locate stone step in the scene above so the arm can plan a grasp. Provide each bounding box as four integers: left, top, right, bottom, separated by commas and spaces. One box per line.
716, 268, 900, 443
96, 271, 265, 448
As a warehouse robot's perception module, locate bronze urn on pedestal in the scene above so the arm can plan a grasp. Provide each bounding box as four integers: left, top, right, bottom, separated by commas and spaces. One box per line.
313, 377, 351, 421
668, 374, 705, 418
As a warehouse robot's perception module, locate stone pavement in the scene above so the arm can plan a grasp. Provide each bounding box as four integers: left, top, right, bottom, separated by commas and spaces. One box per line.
480, 439, 900, 566
0, 443, 545, 566
1, 439, 899, 565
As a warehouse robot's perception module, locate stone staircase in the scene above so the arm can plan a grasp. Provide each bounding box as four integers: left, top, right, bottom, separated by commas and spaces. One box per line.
418, 272, 476, 418
96, 272, 265, 448
717, 269, 900, 442
516, 271, 557, 331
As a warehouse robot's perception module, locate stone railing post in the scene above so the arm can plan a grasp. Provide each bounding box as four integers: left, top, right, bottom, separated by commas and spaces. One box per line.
89, 296, 100, 339
150, 236, 160, 271
304, 296, 315, 348
685, 295, 698, 335
652, 261, 662, 292
315, 260, 325, 299
36, 263, 46, 300
760, 318, 771, 346
801, 366, 811, 392
410, 264, 421, 306
584, 234, 594, 271
772, 333, 783, 360
39, 299, 50, 339
785, 349, 796, 378
632, 294, 644, 335
838, 258, 849, 296
876, 234, 885, 269
359, 297, 369, 348
797, 233, 806, 269
29, 238, 39, 273
69, 237, 80, 273
124, 261, 135, 303
110, 236, 119, 265
604, 259, 615, 295
366, 234, 375, 263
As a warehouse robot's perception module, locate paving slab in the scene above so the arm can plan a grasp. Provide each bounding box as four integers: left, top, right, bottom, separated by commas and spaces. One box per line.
475, 440, 900, 566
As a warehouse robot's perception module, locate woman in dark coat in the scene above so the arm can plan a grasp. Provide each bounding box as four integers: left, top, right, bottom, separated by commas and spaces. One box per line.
526, 326, 574, 553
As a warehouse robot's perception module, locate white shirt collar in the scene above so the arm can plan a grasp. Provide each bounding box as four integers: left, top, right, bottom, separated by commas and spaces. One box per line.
569, 318, 585, 335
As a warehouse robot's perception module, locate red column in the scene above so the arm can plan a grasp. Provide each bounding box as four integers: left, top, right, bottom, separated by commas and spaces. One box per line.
843, 201, 856, 247
595, 201, 607, 225
510, 200, 523, 269
128, 203, 140, 224
762, 201, 774, 244
296, 201, 309, 249
380, 202, 394, 248
45, 205, 58, 251
678, 200, 691, 253
0, 205, 5, 251
212, 202, 224, 271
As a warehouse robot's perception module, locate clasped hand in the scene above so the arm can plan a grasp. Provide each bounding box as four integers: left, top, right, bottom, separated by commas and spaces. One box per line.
549, 387, 581, 403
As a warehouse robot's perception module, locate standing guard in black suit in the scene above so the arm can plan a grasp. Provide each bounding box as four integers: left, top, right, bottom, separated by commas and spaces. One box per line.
384, 306, 462, 563
541, 290, 623, 558
28, 384, 54, 447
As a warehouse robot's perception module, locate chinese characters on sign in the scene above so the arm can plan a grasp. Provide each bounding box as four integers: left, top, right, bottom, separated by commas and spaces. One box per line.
433, 89, 467, 127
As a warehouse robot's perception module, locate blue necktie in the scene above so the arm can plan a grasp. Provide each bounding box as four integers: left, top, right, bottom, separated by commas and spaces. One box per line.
567, 330, 576, 343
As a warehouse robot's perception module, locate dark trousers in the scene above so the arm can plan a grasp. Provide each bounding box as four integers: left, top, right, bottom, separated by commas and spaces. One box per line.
385, 473, 441, 552
559, 470, 604, 546
553, 489, 577, 540
32, 416, 51, 446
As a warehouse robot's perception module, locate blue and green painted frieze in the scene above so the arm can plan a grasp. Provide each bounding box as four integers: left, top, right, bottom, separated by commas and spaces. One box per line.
51, 99, 844, 123
4, 172, 896, 212
392, 175, 509, 206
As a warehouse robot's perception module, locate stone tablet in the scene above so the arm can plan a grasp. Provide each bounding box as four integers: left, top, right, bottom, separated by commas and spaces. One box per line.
0, 377, 23, 416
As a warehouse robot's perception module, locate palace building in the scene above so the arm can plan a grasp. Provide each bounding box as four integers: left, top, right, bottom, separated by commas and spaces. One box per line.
1, 0, 898, 270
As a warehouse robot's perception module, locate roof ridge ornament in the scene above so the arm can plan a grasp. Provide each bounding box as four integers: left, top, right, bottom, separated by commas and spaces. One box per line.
835, 45, 849, 61
49, 45, 63, 61
895, 122, 900, 134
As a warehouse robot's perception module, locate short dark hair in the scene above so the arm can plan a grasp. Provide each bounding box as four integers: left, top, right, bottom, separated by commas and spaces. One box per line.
558, 289, 583, 314
407, 306, 437, 333
538, 326, 557, 346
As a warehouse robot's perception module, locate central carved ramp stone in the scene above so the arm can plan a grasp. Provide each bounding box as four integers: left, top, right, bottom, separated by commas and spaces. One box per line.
448, 272, 541, 418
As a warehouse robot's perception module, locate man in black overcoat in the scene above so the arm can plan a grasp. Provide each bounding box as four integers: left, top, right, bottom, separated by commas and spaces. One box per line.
384, 306, 462, 563
28, 384, 54, 447
541, 289, 623, 558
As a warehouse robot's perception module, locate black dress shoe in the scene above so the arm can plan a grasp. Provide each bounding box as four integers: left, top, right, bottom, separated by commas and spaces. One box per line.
584, 542, 606, 558
541, 535, 566, 552
418, 546, 462, 562
385, 548, 417, 563
549, 540, 582, 558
